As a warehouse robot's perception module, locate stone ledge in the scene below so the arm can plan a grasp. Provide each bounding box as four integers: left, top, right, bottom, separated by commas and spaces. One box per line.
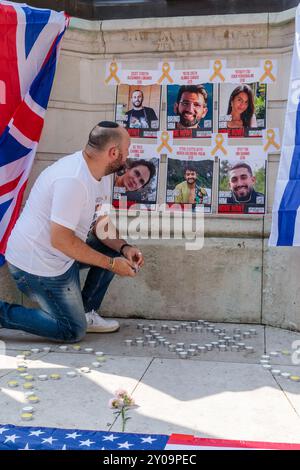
64, 9, 296, 54
69, 8, 296, 32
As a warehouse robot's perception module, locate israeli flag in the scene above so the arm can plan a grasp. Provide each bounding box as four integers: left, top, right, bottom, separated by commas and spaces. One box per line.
269, 4, 300, 246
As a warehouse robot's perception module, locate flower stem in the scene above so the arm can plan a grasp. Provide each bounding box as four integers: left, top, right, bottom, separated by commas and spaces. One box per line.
121, 407, 126, 432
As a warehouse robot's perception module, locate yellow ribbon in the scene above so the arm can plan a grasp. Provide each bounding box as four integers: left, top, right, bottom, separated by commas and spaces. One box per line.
211, 133, 227, 156
157, 62, 173, 84
263, 129, 280, 152
260, 60, 276, 82
209, 60, 225, 82
105, 62, 121, 84
157, 131, 172, 153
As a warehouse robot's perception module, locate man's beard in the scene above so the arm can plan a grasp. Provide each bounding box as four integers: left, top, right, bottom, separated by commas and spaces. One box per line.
186, 178, 196, 185
179, 112, 200, 128
104, 154, 126, 176
233, 187, 252, 201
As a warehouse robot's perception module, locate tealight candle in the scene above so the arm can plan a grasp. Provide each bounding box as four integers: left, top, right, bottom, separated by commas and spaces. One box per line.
179, 351, 188, 359
31, 348, 40, 354
67, 371, 78, 377
27, 395, 39, 403
281, 372, 290, 378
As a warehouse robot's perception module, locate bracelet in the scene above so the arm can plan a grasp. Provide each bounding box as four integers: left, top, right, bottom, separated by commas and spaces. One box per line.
108, 257, 115, 271
119, 243, 132, 256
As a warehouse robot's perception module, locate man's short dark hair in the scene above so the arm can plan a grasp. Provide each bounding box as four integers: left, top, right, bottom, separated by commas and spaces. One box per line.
176, 85, 208, 105
87, 121, 121, 151
184, 164, 198, 174
229, 162, 253, 176
132, 89, 144, 100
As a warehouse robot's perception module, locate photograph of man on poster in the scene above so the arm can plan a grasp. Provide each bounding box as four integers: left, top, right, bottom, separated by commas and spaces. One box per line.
125, 90, 158, 129
115, 85, 161, 138
167, 84, 213, 138
166, 159, 213, 212
218, 160, 266, 214
174, 166, 208, 204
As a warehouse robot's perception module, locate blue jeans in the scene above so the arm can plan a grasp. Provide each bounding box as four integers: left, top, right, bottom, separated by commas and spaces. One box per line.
0, 234, 118, 342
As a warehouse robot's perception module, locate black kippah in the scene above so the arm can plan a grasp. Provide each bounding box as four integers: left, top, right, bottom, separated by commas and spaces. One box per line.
97, 121, 119, 128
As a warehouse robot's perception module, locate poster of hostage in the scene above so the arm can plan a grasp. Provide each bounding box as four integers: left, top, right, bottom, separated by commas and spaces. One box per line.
112, 144, 159, 210
218, 82, 267, 138
218, 154, 266, 214
115, 84, 161, 138
166, 153, 214, 212
166, 84, 213, 139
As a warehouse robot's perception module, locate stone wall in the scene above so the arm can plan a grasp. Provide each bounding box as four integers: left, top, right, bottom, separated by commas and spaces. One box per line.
1, 8, 300, 330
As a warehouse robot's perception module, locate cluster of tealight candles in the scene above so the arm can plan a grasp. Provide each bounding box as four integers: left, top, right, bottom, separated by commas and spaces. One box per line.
123, 320, 257, 358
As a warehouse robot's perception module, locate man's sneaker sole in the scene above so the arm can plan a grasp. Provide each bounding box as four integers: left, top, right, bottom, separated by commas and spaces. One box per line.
86, 325, 120, 333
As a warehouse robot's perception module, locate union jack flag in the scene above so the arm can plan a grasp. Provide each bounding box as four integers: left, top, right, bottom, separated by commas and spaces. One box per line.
0, 1, 68, 265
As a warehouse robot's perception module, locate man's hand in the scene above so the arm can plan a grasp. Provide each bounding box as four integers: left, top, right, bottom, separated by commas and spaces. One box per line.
112, 257, 137, 277
122, 246, 144, 271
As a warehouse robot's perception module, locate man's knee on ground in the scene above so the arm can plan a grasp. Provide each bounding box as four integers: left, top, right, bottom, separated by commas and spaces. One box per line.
59, 318, 87, 343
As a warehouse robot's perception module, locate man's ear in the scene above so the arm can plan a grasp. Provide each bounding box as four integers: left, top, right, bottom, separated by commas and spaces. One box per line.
108, 145, 118, 161
174, 102, 179, 114
251, 176, 256, 185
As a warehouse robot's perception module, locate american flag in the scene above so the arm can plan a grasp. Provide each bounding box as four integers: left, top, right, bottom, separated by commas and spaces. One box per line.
269, 3, 300, 246
0, 425, 299, 450
0, 1, 68, 265
0, 424, 169, 450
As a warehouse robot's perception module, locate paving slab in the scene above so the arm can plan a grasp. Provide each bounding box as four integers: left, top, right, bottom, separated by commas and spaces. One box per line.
265, 326, 300, 367
0, 319, 264, 364
112, 358, 300, 443
1, 321, 300, 443
0, 353, 151, 430
271, 365, 300, 416
0, 351, 50, 379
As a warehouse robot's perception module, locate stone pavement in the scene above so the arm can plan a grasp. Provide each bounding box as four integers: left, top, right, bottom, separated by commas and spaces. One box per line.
0, 319, 300, 444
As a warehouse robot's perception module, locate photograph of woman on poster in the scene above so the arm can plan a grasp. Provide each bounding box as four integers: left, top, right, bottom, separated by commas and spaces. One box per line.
114, 159, 156, 193
218, 82, 267, 138
226, 84, 257, 129
113, 158, 159, 208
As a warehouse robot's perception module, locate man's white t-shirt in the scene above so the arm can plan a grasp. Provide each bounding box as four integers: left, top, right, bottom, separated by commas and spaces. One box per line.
6, 151, 112, 276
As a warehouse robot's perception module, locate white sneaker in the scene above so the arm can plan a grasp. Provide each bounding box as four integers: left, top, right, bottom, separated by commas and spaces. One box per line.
85, 310, 120, 333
